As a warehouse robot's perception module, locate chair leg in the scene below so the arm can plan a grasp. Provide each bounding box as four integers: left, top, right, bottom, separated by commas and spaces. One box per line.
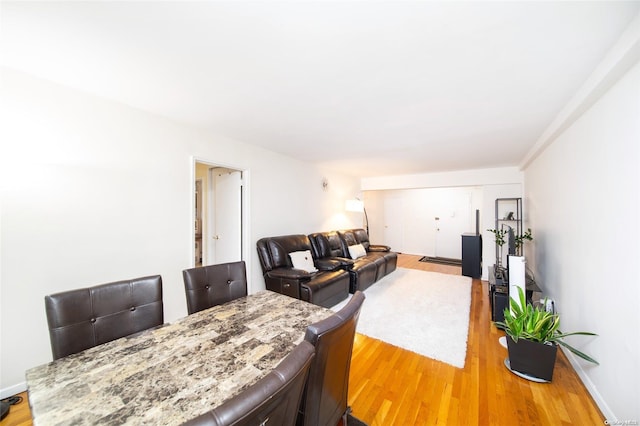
342, 406, 352, 425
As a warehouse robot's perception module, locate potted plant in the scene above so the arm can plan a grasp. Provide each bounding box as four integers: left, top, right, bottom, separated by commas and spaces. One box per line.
496, 287, 598, 382
487, 228, 507, 279
514, 228, 533, 256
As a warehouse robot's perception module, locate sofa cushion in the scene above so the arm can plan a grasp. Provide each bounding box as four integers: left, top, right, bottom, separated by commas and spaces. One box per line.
348, 244, 367, 259
289, 250, 318, 273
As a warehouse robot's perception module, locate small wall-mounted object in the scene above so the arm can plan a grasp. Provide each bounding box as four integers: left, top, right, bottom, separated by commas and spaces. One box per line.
321, 177, 329, 191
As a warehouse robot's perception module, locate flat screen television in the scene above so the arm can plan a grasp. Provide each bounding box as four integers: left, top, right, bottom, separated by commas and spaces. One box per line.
507, 226, 516, 256
505, 226, 516, 278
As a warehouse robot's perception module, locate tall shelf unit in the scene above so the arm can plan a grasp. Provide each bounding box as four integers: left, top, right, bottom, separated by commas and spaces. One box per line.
494, 197, 522, 265
489, 197, 541, 322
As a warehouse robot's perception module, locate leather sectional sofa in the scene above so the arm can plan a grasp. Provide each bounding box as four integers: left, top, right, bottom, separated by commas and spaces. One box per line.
257, 229, 397, 307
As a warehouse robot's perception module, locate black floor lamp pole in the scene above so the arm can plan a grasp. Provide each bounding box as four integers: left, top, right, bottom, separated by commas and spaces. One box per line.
363, 206, 370, 235
347, 197, 370, 235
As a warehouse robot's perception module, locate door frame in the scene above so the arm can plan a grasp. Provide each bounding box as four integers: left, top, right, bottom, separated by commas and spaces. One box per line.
194, 178, 203, 266
190, 157, 251, 285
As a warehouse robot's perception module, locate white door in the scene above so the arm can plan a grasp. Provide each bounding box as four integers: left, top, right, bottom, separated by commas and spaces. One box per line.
206, 168, 242, 264
382, 193, 404, 253
433, 190, 472, 260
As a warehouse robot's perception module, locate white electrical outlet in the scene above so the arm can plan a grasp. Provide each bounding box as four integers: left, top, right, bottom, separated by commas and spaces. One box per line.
544, 299, 555, 314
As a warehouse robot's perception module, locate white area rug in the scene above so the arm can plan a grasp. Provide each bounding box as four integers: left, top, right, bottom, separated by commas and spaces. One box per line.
332, 267, 472, 368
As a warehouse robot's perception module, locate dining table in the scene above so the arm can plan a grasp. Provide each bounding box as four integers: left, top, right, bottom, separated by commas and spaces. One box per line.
25, 290, 334, 425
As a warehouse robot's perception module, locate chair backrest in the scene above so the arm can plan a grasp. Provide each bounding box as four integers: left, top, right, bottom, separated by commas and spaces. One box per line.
309, 232, 347, 259
337, 229, 360, 255
183, 341, 316, 426
183, 261, 248, 315
45, 275, 163, 360
256, 235, 313, 274
350, 228, 372, 251
298, 291, 365, 426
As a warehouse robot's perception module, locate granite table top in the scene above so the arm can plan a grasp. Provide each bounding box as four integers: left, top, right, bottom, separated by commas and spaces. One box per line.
26, 291, 334, 425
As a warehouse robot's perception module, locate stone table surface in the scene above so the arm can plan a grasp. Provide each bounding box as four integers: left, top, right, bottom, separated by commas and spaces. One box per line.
26, 291, 334, 425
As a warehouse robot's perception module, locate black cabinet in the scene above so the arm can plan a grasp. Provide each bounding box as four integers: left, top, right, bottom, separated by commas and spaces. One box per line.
489, 265, 543, 323
461, 233, 482, 278
489, 266, 509, 322
492, 286, 509, 323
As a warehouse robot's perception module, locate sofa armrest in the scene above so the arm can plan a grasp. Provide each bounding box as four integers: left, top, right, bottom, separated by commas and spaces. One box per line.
333, 257, 355, 268
368, 244, 391, 252
266, 268, 312, 281
314, 259, 341, 271
315, 257, 354, 271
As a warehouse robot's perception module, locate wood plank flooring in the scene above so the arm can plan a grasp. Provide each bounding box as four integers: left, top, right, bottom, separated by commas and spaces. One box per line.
1, 392, 31, 426
348, 254, 604, 425
1, 254, 604, 426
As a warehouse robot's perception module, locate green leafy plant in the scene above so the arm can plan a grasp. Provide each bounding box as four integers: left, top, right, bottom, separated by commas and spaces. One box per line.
514, 228, 533, 255
496, 287, 599, 364
487, 228, 507, 270
487, 228, 507, 247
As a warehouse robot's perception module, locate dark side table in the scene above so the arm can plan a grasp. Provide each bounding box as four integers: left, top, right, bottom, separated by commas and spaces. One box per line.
489, 265, 542, 323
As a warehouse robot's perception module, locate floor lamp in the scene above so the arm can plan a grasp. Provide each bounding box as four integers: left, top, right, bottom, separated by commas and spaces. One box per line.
345, 198, 369, 235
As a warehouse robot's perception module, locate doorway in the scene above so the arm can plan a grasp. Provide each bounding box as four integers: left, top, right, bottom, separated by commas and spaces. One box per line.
193, 160, 248, 267
366, 186, 481, 259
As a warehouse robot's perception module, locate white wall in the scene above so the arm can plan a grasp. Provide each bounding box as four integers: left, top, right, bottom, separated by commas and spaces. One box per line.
362, 168, 524, 279
0, 68, 361, 396
364, 186, 483, 259
524, 61, 639, 421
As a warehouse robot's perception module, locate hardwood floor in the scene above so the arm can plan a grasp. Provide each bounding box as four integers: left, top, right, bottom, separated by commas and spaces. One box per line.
348, 254, 605, 425
1, 392, 31, 426
1, 254, 604, 426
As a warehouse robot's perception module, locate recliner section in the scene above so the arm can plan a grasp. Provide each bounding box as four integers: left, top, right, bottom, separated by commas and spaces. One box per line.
256, 235, 351, 308
345, 228, 398, 279
314, 229, 397, 293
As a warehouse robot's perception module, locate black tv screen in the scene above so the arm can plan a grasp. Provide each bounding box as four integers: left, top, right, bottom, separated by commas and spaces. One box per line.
507, 226, 516, 255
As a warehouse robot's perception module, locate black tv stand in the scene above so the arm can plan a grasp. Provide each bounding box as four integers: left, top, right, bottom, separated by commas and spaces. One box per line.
489, 264, 542, 323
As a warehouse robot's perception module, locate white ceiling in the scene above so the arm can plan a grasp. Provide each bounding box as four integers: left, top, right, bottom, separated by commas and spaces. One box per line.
2, 1, 638, 177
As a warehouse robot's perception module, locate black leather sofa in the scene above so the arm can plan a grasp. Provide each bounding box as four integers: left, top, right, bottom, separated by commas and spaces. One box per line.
257, 229, 397, 306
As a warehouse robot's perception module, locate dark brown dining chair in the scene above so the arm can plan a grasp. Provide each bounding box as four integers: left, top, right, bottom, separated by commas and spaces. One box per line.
45, 275, 164, 360
183, 340, 316, 426
297, 291, 365, 426
182, 261, 248, 315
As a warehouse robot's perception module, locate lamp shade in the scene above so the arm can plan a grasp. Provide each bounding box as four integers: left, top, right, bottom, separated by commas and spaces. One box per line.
345, 199, 364, 212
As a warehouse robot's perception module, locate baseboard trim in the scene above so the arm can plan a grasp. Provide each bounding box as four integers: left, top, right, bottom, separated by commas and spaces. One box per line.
561, 347, 614, 422
1, 381, 27, 399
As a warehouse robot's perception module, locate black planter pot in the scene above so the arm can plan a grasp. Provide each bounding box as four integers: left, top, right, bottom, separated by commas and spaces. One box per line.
507, 336, 558, 382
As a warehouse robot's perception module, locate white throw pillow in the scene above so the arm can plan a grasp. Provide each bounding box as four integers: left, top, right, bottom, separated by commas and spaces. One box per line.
289, 250, 318, 273
348, 244, 367, 259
